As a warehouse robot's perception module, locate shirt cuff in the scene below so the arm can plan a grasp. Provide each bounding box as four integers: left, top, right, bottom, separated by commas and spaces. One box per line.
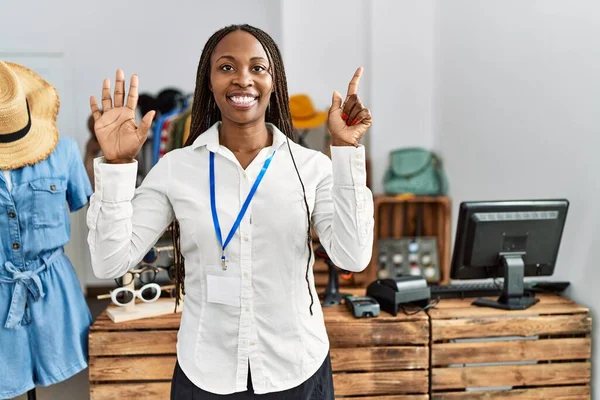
330, 144, 367, 186
94, 157, 138, 202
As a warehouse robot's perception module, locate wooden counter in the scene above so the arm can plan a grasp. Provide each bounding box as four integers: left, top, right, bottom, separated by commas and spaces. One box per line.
89, 292, 592, 399
88, 289, 429, 399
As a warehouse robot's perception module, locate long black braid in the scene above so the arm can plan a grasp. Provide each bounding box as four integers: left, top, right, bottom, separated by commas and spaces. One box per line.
172, 24, 315, 315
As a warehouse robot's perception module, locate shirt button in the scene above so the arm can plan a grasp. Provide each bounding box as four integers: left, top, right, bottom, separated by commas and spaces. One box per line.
50, 184, 56, 191
13, 243, 20, 250
243, 235, 249, 242
8, 212, 16, 218
250, 341, 256, 346
243, 272, 249, 279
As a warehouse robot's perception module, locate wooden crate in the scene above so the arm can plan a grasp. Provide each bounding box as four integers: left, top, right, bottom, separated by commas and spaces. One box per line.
89, 289, 429, 399
428, 293, 592, 399
365, 195, 452, 286
88, 306, 179, 399
324, 297, 429, 399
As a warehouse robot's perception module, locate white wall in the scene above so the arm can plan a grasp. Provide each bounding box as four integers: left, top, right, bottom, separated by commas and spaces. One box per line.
280, 0, 436, 195
370, 0, 436, 194
281, 0, 370, 112
1, 0, 277, 287
435, 0, 600, 392
279, 0, 436, 195
279, 0, 371, 157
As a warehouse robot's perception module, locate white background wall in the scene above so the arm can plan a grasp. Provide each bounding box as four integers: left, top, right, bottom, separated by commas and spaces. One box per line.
371, 0, 435, 194
280, 0, 436, 195
435, 0, 600, 390
281, 0, 370, 112
278, 0, 373, 157
2, 0, 599, 396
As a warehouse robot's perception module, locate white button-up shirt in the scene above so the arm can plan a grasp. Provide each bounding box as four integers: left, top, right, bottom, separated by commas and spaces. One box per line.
87, 122, 374, 395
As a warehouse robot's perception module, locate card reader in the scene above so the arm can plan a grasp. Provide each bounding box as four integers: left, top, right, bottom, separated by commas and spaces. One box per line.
345, 296, 380, 318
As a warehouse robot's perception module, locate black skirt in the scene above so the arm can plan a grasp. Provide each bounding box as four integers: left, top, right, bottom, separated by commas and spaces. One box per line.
170, 353, 334, 399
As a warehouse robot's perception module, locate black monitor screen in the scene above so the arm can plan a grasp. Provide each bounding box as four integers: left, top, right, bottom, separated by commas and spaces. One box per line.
451, 199, 569, 280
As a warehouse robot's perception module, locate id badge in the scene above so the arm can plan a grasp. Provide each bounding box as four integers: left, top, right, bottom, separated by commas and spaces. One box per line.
207, 275, 241, 308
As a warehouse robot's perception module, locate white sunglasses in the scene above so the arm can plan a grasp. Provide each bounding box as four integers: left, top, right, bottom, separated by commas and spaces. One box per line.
110, 283, 162, 307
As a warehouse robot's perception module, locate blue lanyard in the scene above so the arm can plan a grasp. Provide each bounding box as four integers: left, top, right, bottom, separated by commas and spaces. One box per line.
210, 150, 276, 270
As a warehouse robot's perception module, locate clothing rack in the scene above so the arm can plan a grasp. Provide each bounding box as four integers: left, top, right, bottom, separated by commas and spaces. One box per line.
134, 90, 193, 181
149, 92, 193, 167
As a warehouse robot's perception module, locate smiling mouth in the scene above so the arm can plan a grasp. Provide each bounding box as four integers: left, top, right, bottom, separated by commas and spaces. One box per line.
227, 95, 259, 110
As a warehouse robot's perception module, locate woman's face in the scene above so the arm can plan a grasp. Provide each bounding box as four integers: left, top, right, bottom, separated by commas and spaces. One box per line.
210, 30, 273, 126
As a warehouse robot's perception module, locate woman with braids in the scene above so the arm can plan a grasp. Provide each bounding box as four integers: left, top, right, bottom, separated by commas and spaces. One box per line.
87, 24, 374, 399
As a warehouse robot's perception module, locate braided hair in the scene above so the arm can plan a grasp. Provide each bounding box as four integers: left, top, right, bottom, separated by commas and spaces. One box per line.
172, 24, 315, 315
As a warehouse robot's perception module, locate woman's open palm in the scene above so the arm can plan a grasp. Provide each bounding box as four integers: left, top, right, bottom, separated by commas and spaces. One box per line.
89, 69, 155, 163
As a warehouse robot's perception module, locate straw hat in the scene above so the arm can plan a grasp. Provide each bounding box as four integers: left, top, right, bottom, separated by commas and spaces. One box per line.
0, 61, 59, 170
289, 94, 327, 129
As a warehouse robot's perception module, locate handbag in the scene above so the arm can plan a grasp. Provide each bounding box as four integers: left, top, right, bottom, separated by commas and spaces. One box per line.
383, 147, 449, 196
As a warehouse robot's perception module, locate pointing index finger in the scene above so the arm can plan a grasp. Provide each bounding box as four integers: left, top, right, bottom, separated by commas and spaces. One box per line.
346, 67, 363, 99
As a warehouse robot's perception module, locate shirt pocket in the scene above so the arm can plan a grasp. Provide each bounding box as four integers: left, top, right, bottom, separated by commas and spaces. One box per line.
29, 177, 67, 228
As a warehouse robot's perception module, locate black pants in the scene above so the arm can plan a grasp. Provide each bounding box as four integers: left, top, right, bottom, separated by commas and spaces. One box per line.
171, 353, 334, 399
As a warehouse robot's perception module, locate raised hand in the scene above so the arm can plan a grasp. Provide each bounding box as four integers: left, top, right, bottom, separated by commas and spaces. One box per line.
327, 67, 372, 147
89, 69, 155, 163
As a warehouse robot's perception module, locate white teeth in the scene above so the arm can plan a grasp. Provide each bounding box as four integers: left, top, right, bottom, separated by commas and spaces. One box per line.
230, 96, 256, 104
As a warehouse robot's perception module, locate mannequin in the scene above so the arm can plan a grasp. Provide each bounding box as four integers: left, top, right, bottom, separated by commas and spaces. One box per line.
0, 61, 93, 399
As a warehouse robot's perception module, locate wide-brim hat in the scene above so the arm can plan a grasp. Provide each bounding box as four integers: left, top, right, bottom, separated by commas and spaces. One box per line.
289, 94, 327, 130
0, 61, 59, 170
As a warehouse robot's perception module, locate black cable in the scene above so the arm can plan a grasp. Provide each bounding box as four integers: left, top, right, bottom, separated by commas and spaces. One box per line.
285, 134, 315, 315
400, 297, 440, 315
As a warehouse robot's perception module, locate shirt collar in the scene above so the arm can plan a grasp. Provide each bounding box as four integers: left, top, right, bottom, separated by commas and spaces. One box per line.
191, 121, 289, 153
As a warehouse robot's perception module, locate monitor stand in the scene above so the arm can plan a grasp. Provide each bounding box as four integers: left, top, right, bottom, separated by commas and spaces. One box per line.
472, 253, 540, 310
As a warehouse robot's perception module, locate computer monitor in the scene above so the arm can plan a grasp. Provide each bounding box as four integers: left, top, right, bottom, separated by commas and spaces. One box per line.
450, 199, 569, 310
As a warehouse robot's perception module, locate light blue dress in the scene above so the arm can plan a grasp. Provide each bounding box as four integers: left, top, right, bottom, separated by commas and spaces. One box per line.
0, 137, 93, 398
